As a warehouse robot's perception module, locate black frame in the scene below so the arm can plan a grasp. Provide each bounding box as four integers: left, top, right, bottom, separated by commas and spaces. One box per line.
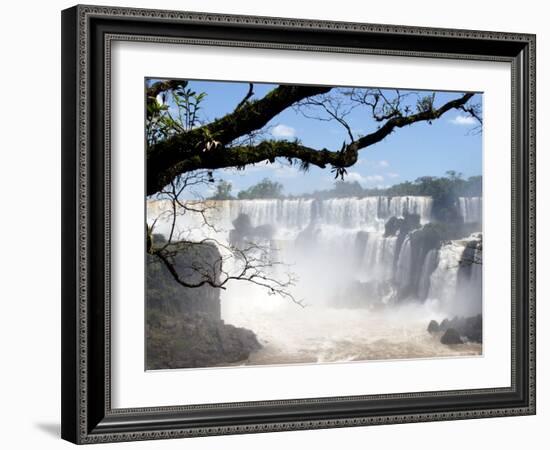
61, 4, 536, 444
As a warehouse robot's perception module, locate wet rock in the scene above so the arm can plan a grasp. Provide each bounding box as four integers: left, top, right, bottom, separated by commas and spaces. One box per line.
146, 311, 261, 370
147, 241, 221, 318
384, 216, 403, 237
427, 320, 440, 334
230, 213, 274, 246
441, 328, 463, 345
439, 318, 451, 332
460, 314, 482, 343
435, 315, 482, 344
384, 213, 421, 238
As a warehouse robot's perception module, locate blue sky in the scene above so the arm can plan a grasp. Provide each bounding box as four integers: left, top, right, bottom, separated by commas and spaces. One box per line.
150, 79, 482, 197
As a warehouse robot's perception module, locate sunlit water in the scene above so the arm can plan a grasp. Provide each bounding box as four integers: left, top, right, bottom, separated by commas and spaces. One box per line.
223, 298, 481, 365
148, 196, 482, 365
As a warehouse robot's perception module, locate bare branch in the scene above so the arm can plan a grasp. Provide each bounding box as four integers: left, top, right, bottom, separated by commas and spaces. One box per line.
234, 83, 255, 111
147, 84, 331, 194
294, 90, 358, 143
148, 92, 475, 183
147, 171, 302, 305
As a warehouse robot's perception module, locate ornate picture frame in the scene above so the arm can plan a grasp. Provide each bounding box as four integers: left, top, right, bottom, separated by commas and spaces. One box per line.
61, 4, 535, 444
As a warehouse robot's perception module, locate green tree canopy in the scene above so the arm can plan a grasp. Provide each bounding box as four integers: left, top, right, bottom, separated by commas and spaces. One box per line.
208, 180, 234, 200
237, 178, 284, 199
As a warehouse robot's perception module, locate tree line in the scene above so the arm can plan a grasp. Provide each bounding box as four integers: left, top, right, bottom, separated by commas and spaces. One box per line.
208, 171, 482, 201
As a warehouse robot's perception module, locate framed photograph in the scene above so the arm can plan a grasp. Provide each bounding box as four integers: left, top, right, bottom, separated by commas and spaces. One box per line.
61, 4, 536, 444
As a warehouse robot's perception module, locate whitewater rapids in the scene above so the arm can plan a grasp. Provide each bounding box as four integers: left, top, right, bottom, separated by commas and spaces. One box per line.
221, 281, 481, 366
148, 196, 483, 365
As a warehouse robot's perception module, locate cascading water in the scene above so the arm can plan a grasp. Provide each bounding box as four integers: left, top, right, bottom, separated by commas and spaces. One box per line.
394, 235, 412, 290
427, 241, 463, 309
418, 249, 439, 300
148, 195, 482, 364
426, 233, 482, 315
458, 197, 482, 223
147, 196, 432, 237
230, 198, 315, 231
358, 234, 397, 283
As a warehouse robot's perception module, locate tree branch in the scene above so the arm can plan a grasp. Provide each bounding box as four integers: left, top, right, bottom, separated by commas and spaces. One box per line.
348, 92, 475, 152
147, 84, 331, 194
166, 139, 358, 173
234, 83, 255, 111
147, 92, 474, 192
146, 80, 187, 100
147, 86, 474, 195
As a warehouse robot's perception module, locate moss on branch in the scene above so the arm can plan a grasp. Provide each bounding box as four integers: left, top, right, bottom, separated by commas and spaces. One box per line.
146, 86, 475, 196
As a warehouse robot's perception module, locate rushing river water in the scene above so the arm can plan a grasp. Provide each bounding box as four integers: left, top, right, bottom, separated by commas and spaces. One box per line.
148, 196, 483, 364
223, 299, 482, 365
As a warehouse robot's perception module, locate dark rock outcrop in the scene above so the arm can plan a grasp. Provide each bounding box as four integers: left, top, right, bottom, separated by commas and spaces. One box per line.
441, 328, 463, 345
457, 314, 482, 343
384, 216, 403, 238
384, 212, 420, 238
146, 311, 261, 370
146, 238, 261, 369
429, 314, 482, 345
229, 213, 274, 247
399, 223, 445, 299
439, 318, 451, 332
427, 320, 440, 334
147, 240, 221, 317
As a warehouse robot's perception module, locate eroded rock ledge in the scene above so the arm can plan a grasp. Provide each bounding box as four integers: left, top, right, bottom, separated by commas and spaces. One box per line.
427, 314, 482, 345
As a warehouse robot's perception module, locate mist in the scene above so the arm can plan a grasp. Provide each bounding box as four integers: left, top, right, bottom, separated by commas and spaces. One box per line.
148, 195, 482, 365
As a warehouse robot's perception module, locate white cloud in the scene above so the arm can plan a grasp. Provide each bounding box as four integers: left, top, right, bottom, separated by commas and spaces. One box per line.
341, 172, 385, 185
365, 174, 384, 183
274, 164, 299, 179
345, 171, 367, 183
386, 172, 400, 179
271, 124, 296, 138
204, 184, 216, 195
355, 158, 390, 169
450, 114, 477, 126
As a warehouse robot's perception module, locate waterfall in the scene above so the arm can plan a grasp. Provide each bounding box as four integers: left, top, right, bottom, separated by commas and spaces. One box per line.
427, 234, 482, 314
458, 197, 482, 224
318, 197, 382, 230
418, 249, 439, 300
230, 199, 314, 230
378, 196, 433, 223
455, 234, 483, 315
427, 241, 462, 307
359, 234, 397, 283
394, 235, 412, 290
147, 196, 480, 314
148, 196, 432, 237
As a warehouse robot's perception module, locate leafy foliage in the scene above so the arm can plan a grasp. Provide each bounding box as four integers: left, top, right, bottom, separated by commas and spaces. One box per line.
208, 180, 235, 200
146, 80, 207, 146
416, 93, 436, 113
327, 180, 365, 198
145, 79, 479, 196
237, 178, 284, 199
301, 172, 481, 199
